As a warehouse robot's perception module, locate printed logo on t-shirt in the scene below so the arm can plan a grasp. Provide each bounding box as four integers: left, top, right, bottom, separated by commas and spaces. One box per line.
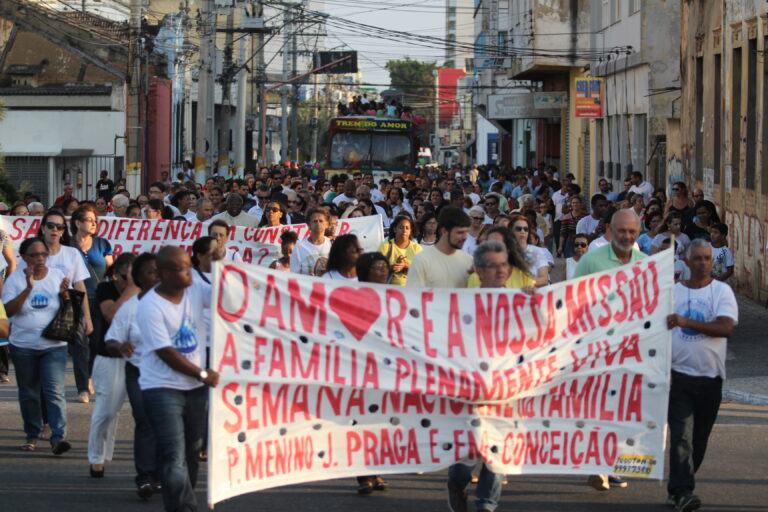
172, 320, 198, 354
30, 293, 50, 309
680, 297, 712, 341
312, 256, 328, 277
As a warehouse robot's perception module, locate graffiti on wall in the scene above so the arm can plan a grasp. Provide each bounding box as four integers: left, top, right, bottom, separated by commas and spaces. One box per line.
724, 209, 767, 298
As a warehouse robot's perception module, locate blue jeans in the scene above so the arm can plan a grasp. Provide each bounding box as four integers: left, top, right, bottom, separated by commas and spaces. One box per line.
125, 363, 158, 487
143, 386, 207, 512
448, 463, 503, 511
10, 345, 68, 445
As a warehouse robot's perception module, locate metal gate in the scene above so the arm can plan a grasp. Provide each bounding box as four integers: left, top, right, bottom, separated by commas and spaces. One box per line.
3, 156, 49, 202
52, 155, 124, 204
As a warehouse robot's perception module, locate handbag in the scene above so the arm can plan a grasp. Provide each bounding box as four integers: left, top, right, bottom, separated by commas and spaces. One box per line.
43, 288, 86, 344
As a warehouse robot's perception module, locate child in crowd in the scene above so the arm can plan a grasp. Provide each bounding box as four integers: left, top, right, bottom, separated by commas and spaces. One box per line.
710, 223, 734, 281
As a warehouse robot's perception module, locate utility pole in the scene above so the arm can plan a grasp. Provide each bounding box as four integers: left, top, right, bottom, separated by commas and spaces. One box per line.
310, 70, 319, 163
233, 33, 248, 178
125, 0, 142, 197
289, 14, 299, 163
218, 8, 235, 177
194, 0, 215, 183
280, 7, 292, 164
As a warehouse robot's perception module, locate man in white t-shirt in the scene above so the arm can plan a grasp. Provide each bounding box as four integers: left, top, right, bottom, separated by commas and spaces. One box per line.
576, 194, 608, 238
665, 239, 738, 512
628, 171, 655, 205
137, 247, 219, 512
407, 206, 473, 288
332, 179, 357, 207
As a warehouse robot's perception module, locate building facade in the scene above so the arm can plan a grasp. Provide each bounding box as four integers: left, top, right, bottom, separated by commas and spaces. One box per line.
588, 0, 681, 198
679, 0, 768, 301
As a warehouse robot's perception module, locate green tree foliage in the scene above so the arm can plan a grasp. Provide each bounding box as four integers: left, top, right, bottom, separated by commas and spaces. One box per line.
385, 58, 437, 99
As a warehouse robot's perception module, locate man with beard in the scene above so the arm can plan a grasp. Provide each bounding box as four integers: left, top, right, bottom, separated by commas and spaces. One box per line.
407, 206, 472, 288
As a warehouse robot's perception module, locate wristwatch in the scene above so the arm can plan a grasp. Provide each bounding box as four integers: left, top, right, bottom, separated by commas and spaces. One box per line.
198, 370, 209, 382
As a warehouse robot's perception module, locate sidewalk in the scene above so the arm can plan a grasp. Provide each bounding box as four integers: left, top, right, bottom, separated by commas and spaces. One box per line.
723, 294, 768, 405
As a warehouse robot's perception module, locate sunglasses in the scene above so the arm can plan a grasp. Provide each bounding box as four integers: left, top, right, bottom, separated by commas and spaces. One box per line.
265, 207, 280, 213
45, 222, 67, 231
672, 188, 680, 192
513, 226, 529, 232
26, 252, 49, 258
574, 243, 588, 248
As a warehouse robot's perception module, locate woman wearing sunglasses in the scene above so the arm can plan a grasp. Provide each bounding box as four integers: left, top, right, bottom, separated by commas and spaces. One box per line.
2, 237, 69, 454
564, 233, 590, 281
257, 200, 288, 228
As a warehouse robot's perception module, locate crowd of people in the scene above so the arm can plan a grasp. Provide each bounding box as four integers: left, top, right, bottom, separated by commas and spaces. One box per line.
0, 162, 738, 512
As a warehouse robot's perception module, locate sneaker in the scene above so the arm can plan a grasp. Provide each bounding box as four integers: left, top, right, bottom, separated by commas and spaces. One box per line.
673, 494, 701, 512
137, 482, 154, 501
587, 474, 610, 491
447, 482, 468, 512
608, 475, 628, 488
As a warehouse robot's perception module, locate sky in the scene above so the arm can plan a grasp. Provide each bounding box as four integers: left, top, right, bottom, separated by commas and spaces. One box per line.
320, 0, 453, 87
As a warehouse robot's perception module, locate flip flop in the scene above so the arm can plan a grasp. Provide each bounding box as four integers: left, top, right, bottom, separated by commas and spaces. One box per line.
20, 440, 37, 451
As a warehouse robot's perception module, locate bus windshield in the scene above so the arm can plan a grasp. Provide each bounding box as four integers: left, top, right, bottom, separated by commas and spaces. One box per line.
330, 132, 412, 172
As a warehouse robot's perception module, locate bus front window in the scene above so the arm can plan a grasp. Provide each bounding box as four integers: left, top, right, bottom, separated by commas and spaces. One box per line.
331, 132, 370, 170
371, 134, 411, 171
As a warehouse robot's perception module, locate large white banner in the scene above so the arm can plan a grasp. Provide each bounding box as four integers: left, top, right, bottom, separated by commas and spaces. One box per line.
208, 251, 674, 505
0, 215, 384, 266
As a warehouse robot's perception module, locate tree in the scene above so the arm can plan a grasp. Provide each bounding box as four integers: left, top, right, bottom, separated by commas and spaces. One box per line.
385, 58, 438, 152
385, 58, 438, 99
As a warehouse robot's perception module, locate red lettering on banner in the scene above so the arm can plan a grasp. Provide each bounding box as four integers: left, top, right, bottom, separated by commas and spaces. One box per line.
246, 383, 260, 429
614, 270, 629, 322
346, 389, 365, 415
511, 293, 526, 353
337, 221, 350, 235
151, 220, 165, 241
218, 265, 250, 322
642, 261, 660, 315
221, 382, 242, 432
625, 374, 643, 421
361, 352, 380, 388
10, 217, 25, 239
475, 294, 494, 357
317, 386, 342, 417
596, 275, 613, 326
288, 280, 327, 335
421, 292, 436, 358
429, 428, 440, 463
627, 266, 646, 321
217, 332, 240, 374
259, 275, 285, 329
290, 340, 320, 379
137, 220, 150, 240
268, 339, 287, 377
564, 279, 597, 336
227, 447, 239, 484
23, 218, 41, 239
447, 293, 466, 357
385, 289, 407, 348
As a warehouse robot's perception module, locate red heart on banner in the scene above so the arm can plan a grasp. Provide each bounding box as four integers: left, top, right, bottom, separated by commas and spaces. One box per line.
328, 287, 381, 341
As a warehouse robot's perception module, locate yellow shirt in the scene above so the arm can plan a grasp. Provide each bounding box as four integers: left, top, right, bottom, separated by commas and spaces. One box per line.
377, 240, 423, 286
467, 266, 536, 288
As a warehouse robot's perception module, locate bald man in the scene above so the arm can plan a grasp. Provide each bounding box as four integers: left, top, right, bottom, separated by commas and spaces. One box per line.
573, 208, 644, 492
210, 193, 259, 227
137, 246, 219, 512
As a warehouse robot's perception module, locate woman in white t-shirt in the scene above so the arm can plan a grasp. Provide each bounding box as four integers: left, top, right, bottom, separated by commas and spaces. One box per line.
23, 211, 93, 402
3, 237, 71, 454
511, 214, 549, 287
321, 234, 361, 281
290, 207, 332, 276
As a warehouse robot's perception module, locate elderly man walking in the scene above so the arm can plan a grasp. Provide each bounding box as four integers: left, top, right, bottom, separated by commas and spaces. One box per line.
665, 239, 738, 512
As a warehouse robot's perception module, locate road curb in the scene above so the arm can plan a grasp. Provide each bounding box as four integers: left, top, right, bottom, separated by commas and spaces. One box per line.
723, 388, 768, 406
